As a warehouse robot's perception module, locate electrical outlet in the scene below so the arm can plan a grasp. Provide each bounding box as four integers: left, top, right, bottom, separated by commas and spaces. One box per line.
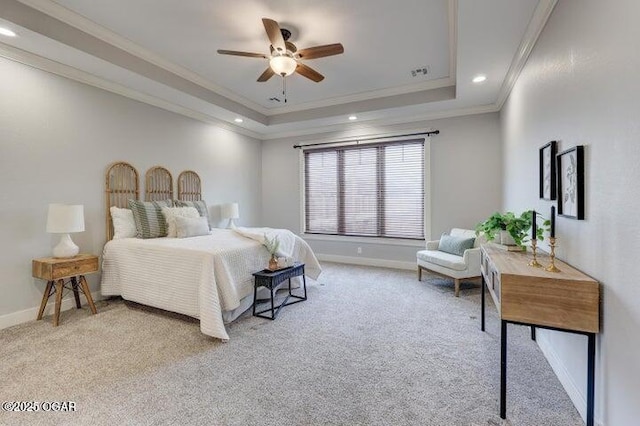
357, 247, 362, 255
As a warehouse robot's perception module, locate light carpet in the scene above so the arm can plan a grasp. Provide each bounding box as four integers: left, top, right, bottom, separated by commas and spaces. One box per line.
0, 262, 583, 426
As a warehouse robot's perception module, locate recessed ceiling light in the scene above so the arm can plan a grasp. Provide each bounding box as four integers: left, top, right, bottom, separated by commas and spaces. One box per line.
0, 27, 17, 37
348, 115, 358, 121
472, 75, 487, 83
234, 118, 243, 123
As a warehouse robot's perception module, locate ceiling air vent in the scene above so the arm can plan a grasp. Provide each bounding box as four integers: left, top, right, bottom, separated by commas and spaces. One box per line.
411, 65, 430, 77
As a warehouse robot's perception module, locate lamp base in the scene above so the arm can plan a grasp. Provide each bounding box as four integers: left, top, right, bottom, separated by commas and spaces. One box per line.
226, 219, 237, 229
52, 233, 79, 258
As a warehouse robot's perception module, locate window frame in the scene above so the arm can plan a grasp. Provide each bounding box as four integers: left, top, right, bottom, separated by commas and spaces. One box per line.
299, 135, 431, 242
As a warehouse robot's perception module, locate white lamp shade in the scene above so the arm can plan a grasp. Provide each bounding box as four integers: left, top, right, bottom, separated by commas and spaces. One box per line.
46, 204, 85, 233
269, 55, 297, 76
221, 203, 240, 219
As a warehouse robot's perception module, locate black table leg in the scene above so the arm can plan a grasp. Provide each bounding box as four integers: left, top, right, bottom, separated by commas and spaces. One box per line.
270, 287, 275, 320
481, 275, 485, 331
302, 268, 307, 299
531, 326, 536, 341
252, 285, 257, 316
500, 320, 507, 419
587, 333, 595, 426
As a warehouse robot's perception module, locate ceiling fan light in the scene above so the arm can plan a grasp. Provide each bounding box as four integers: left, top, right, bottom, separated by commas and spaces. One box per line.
269, 55, 297, 76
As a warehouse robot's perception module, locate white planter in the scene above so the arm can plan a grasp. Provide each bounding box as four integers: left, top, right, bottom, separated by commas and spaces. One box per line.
499, 230, 517, 246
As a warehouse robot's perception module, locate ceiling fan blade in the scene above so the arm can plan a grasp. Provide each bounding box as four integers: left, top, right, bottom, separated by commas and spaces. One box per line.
297, 43, 344, 60
257, 67, 275, 82
217, 50, 268, 58
296, 63, 324, 82
262, 18, 286, 53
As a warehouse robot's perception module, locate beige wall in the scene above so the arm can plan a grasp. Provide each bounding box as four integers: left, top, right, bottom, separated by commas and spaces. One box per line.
501, 1, 640, 423
261, 113, 503, 265
0, 57, 262, 324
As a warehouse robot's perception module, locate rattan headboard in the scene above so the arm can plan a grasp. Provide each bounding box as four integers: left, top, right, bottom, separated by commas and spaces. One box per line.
145, 166, 173, 201
177, 170, 202, 201
105, 162, 139, 241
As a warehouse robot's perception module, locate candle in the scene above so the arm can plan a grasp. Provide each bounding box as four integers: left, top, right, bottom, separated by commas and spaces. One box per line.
531, 209, 537, 240
550, 205, 556, 238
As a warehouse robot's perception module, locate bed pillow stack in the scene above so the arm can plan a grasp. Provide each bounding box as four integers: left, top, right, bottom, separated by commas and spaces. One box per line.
128, 199, 173, 239
174, 200, 210, 229
161, 206, 200, 238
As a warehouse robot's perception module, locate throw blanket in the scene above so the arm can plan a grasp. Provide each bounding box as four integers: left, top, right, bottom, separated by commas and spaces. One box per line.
233, 227, 296, 258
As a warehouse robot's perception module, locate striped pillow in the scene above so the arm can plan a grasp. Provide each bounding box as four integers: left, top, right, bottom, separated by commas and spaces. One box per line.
174, 200, 210, 229
128, 199, 173, 239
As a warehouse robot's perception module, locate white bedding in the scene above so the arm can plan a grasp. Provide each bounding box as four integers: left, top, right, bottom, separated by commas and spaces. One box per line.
101, 228, 321, 340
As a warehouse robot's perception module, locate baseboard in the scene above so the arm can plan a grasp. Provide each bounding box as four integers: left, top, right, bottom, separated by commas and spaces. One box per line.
0, 291, 103, 330
537, 332, 604, 426
316, 253, 416, 270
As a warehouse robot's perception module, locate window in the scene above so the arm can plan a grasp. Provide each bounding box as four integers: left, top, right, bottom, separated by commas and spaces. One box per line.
304, 139, 425, 239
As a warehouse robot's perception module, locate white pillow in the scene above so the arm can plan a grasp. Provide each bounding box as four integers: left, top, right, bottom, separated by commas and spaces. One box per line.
110, 206, 137, 239
161, 206, 200, 238
175, 216, 210, 238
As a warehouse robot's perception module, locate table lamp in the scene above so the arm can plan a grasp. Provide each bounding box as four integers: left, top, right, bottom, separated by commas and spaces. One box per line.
46, 204, 85, 258
221, 203, 239, 229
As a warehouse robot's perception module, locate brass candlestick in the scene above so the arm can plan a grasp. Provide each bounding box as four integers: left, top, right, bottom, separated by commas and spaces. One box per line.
528, 239, 542, 267
545, 237, 561, 272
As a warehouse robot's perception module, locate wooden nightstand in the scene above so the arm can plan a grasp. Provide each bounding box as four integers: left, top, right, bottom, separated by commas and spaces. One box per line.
32, 254, 99, 326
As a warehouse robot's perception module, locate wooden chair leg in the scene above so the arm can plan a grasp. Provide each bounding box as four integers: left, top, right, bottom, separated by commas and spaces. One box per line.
454, 279, 460, 297
418, 266, 422, 281
37, 281, 53, 320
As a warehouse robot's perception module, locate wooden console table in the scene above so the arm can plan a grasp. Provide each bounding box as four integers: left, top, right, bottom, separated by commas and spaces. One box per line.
480, 244, 599, 426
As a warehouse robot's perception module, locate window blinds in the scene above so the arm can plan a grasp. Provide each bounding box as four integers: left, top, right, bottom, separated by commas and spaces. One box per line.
304, 139, 425, 239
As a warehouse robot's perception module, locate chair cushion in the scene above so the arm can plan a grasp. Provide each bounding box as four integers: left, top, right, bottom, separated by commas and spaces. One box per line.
438, 234, 475, 256
417, 250, 468, 271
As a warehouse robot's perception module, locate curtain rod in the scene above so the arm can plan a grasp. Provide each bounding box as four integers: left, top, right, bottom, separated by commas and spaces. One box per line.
292, 130, 440, 149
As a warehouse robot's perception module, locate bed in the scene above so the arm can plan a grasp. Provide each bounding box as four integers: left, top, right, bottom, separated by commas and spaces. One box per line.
101, 162, 321, 341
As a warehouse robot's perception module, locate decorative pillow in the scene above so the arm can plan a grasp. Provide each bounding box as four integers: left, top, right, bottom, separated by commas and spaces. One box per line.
438, 234, 476, 257
128, 199, 172, 239
175, 216, 210, 238
110, 206, 136, 239
161, 206, 200, 238
174, 200, 210, 229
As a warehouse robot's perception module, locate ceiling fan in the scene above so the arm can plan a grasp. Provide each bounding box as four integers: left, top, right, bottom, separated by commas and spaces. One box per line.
217, 18, 344, 83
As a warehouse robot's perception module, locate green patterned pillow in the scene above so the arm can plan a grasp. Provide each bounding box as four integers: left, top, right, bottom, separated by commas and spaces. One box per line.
128, 199, 172, 239
174, 200, 210, 229
438, 234, 475, 257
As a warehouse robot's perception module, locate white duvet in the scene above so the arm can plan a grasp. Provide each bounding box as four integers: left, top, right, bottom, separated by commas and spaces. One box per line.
101, 228, 321, 340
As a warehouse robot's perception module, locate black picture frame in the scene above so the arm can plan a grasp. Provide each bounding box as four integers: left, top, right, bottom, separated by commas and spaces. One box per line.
539, 140, 557, 200
556, 145, 584, 220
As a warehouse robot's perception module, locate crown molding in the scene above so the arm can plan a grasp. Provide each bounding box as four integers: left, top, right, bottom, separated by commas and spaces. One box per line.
0, 42, 262, 140
266, 77, 454, 115
495, 0, 557, 109
16, 0, 271, 115
261, 104, 499, 140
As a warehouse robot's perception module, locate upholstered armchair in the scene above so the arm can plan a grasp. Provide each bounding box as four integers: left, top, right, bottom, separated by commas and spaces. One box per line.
416, 228, 484, 297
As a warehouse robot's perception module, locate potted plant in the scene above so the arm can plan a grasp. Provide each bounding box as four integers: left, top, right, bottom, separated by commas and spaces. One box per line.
475, 210, 550, 248
263, 233, 280, 270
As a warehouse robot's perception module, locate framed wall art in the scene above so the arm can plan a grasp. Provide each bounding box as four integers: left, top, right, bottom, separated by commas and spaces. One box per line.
556, 145, 584, 220
539, 140, 557, 200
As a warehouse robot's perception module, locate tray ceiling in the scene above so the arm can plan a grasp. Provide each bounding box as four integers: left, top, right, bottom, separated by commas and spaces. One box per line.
0, 0, 552, 138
